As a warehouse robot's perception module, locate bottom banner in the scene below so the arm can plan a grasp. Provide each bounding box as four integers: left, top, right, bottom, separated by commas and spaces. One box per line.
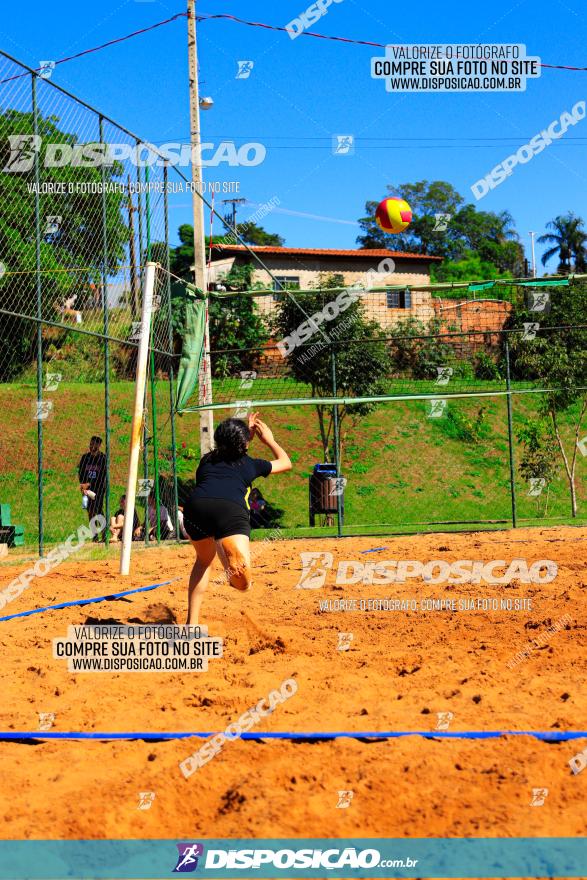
0, 838, 584, 878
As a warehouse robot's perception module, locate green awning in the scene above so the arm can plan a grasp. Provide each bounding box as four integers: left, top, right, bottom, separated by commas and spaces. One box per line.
516, 279, 570, 287
468, 282, 495, 293
174, 281, 206, 413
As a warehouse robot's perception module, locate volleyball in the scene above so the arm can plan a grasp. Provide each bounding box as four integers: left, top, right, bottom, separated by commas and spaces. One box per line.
375, 196, 412, 234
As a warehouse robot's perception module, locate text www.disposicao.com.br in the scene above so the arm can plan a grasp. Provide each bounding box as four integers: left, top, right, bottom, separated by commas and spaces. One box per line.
70, 657, 201, 671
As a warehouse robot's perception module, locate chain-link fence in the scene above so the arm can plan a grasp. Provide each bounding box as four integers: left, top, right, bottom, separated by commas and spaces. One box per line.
182, 282, 587, 537
2, 49, 587, 552
0, 50, 185, 554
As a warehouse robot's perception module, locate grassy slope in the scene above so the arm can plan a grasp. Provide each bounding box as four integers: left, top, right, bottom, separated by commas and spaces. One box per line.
1, 380, 586, 548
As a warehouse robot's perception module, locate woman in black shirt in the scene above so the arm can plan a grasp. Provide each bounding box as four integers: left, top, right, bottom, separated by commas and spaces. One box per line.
183, 413, 291, 625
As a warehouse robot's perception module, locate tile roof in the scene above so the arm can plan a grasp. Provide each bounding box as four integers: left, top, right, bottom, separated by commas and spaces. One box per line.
211, 244, 443, 261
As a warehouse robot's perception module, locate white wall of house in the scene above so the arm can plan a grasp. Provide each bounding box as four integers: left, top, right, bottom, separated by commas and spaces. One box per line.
209, 253, 437, 330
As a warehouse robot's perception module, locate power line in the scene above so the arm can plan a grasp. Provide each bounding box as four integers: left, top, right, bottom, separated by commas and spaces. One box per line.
0, 12, 187, 83
1, 10, 586, 82
196, 13, 587, 72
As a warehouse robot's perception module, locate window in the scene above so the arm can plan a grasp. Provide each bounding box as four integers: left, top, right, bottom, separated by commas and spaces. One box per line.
386, 288, 412, 309
273, 276, 300, 300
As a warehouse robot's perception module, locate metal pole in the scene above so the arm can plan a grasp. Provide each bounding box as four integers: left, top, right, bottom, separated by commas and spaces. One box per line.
142, 399, 150, 546
120, 262, 156, 575
127, 174, 140, 320
331, 346, 343, 538
187, 0, 214, 455
100, 116, 111, 546
32, 73, 44, 558
164, 163, 180, 540
150, 349, 161, 543
505, 339, 518, 528
529, 232, 537, 279
145, 165, 161, 543
135, 150, 150, 547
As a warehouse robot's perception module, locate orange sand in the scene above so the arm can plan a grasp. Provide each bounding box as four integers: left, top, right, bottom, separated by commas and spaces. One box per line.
0, 526, 584, 844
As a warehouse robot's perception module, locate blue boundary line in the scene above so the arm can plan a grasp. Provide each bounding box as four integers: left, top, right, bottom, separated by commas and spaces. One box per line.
0, 580, 174, 622
0, 731, 585, 741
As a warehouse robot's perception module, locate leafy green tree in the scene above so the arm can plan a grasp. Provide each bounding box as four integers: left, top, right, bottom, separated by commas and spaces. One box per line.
538, 213, 587, 273
431, 251, 512, 283
168, 224, 197, 279
517, 419, 558, 516
357, 180, 463, 255
357, 180, 524, 275
274, 284, 392, 465
387, 316, 456, 379
506, 283, 587, 516
237, 222, 284, 247
172, 221, 284, 272
0, 109, 128, 380
314, 272, 346, 290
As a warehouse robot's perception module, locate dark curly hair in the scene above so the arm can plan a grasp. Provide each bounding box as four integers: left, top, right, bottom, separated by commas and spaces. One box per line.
208, 418, 250, 463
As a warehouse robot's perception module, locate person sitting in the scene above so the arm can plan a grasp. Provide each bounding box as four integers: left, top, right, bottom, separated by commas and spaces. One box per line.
109, 494, 140, 543
249, 487, 268, 529
145, 492, 174, 541
54, 293, 82, 324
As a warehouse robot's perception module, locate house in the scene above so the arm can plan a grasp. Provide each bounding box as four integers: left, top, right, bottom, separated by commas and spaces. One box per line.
209, 244, 443, 329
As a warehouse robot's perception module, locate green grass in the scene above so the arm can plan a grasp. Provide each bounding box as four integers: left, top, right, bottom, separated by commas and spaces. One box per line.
1, 378, 586, 549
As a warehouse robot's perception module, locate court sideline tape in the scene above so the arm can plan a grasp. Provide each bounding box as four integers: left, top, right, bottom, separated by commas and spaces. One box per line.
0, 731, 585, 742
0, 579, 180, 623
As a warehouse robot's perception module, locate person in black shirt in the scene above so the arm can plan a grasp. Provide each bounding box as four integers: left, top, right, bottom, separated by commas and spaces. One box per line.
78, 436, 107, 528
183, 413, 292, 625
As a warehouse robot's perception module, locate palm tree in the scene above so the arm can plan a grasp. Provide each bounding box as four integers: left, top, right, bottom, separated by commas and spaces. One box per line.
538, 213, 587, 274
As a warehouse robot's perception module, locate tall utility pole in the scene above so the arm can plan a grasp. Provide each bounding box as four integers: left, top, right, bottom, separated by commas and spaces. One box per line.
187, 0, 214, 454
221, 197, 247, 230
127, 175, 140, 319
529, 231, 537, 278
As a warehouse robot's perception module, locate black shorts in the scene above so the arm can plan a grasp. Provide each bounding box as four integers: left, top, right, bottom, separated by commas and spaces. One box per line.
183, 496, 251, 541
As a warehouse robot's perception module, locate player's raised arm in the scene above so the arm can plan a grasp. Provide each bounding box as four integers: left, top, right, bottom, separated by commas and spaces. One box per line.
252, 416, 292, 475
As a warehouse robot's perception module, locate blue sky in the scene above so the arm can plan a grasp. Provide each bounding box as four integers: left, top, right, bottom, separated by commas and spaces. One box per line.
2, 0, 587, 267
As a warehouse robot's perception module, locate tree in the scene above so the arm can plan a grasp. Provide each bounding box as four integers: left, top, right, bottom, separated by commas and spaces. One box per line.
431, 251, 512, 283
0, 109, 128, 380
356, 180, 524, 275
387, 316, 456, 378
506, 283, 587, 516
237, 222, 284, 247
357, 180, 464, 255
169, 223, 283, 279
538, 213, 587, 274
314, 272, 345, 290
517, 419, 558, 516
273, 280, 392, 465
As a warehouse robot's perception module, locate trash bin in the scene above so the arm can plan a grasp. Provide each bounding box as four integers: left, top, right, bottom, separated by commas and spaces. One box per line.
309, 463, 344, 526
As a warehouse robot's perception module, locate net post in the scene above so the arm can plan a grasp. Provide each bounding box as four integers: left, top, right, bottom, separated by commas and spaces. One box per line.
32, 71, 44, 558
505, 337, 518, 528
99, 114, 111, 546
120, 261, 156, 575
145, 163, 161, 543
331, 344, 343, 537
164, 163, 181, 540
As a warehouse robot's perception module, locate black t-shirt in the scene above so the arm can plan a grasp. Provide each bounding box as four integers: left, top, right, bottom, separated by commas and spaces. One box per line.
191, 453, 272, 510
115, 507, 139, 532
78, 452, 107, 494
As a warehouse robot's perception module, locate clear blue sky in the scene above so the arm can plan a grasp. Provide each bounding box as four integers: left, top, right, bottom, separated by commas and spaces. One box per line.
2, 0, 587, 267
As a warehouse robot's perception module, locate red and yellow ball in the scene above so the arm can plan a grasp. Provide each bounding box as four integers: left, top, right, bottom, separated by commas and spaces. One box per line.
375, 197, 412, 234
